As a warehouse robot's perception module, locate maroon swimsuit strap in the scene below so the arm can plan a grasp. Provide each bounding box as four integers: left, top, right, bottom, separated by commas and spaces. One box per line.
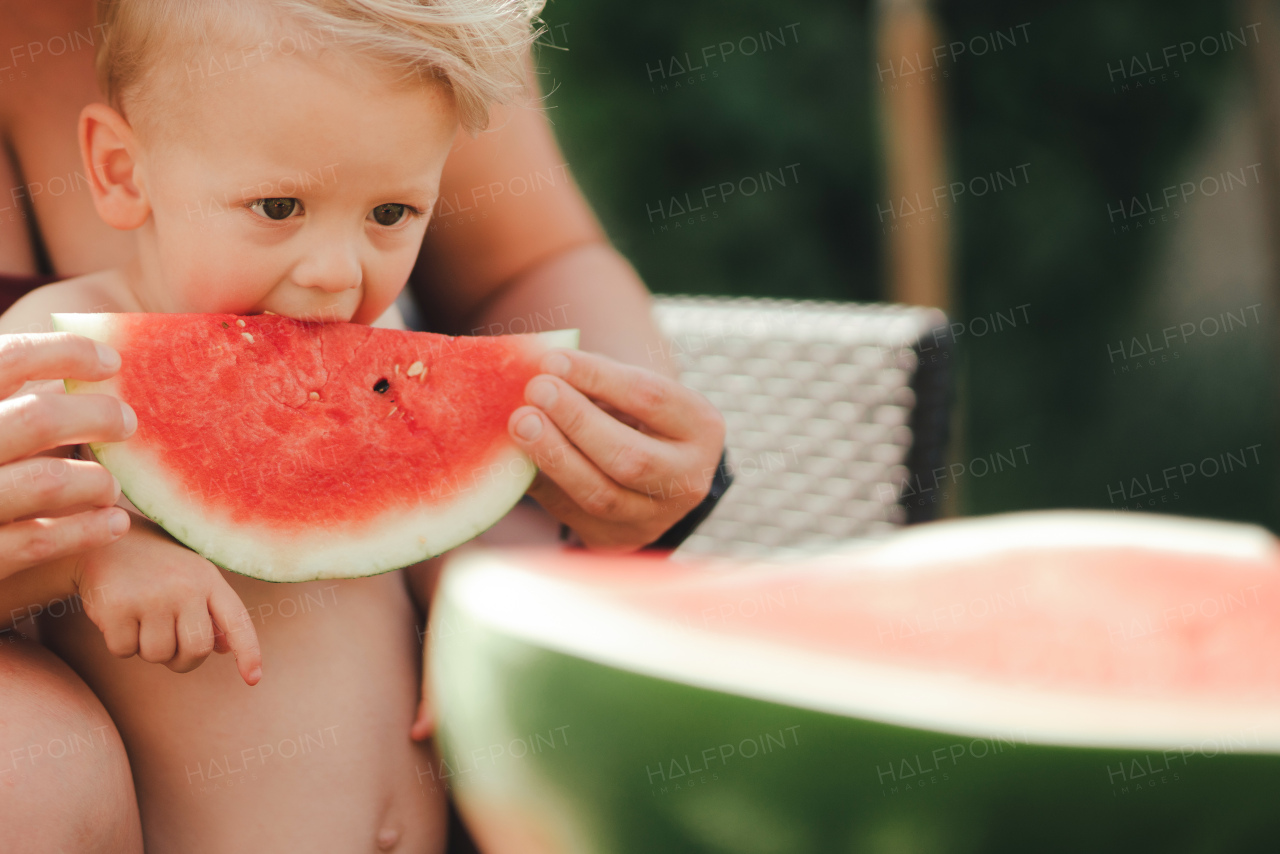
0, 272, 59, 317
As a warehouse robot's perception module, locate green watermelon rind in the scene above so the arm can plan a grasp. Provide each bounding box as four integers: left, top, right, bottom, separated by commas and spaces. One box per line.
433, 592, 1280, 853
430, 518, 1280, 852
435, 535, 1280, 757
51, 312, 579, 583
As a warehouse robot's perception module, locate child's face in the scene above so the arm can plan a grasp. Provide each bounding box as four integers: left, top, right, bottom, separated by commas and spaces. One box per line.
130, 52, 458, 324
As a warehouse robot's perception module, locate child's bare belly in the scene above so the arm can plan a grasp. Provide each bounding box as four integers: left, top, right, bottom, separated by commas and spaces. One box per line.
40, 569, 445, 853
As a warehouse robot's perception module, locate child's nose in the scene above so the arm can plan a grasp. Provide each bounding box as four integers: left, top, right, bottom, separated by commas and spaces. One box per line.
291, 236, 362, 293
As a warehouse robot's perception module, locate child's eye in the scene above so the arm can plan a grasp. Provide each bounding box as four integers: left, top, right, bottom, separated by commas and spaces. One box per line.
250, 198, 303, 220
370, 203, 413, 226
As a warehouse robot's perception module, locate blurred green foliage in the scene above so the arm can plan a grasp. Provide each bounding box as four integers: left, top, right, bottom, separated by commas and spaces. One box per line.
534, 0, 1277, 531
534, 0, 879, 301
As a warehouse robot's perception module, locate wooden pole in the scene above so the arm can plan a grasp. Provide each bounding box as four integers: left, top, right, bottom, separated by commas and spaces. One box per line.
875, 0, 952, 314
875, 0, 963, 517
1238, 0, 1280, 525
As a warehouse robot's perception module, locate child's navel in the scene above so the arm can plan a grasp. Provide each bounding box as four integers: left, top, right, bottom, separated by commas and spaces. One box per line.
375, 826, 401, 850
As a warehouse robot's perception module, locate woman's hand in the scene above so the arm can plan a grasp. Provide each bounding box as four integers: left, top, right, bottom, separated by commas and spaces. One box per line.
508, 349, 726, 551
0, 332, 137, 580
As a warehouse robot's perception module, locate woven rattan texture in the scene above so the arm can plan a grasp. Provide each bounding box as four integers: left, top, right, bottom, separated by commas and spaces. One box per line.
652, 296, 946, 559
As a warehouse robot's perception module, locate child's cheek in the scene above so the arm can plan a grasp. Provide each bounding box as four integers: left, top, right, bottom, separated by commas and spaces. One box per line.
155, 200, 272, 313
354, 256, 414, 324
170, 251, 273, 314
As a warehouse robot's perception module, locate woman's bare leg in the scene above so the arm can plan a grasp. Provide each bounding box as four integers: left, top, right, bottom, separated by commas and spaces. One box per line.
0, 632, 142, 853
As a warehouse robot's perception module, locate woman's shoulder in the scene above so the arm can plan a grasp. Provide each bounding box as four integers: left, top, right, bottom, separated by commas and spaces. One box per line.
0, 270, 134, 334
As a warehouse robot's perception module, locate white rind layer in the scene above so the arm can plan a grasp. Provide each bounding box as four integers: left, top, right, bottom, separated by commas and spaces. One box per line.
842, 509, 1279, 569
53, 313, 579, 582
442, 511, 1280, 752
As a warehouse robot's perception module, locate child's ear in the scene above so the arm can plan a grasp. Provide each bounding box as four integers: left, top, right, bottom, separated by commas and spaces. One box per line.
79, 103, 149, 230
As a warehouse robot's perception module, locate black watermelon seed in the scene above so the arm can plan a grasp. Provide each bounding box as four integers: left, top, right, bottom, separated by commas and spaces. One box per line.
373, 378, 390, 393
221, 322, 229, 328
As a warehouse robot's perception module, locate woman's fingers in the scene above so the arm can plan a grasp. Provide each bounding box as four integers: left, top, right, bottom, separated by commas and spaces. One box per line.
0, 393, 136, 462
0, 508, 130, 580
0, 332, 120, 399
508, 408, 658, 523
521, 473, 599, 534
0, 333, 130, 577
0, 457, 120, 524
520, 375, 677, 491
537, 349, 720, 440
524, 472, 666, 550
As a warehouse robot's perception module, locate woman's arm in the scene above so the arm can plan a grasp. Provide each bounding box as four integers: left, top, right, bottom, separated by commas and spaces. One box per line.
411, 71, 726, 551
410, 78, 677, 379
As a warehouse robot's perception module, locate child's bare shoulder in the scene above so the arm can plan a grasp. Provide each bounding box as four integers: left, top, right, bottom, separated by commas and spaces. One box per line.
0, 270, 137, 334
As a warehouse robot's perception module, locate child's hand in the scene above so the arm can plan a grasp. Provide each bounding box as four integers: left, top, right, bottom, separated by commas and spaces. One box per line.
508, 349, 726, 551
72, 515, 262, 685
410, 640, 434, 741
405, 556, 445, 742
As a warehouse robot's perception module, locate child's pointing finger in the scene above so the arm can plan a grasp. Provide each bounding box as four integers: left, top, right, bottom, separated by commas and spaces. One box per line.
209, 584, 262, 686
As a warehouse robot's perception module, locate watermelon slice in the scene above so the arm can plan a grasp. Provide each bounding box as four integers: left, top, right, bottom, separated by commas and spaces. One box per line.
429, 511, 1280, 853
51, 313, 577, 582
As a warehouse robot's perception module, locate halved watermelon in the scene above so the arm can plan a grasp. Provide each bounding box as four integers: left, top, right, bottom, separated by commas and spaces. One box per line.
429, 511, 1280, 853
52, 313, 577, 582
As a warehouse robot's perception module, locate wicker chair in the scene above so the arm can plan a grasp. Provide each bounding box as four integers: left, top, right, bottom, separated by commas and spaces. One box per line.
651, 296, 950, 559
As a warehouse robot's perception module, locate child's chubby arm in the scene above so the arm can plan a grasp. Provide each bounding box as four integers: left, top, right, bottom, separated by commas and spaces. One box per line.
0, 513, 263, 684
0, 270, 139, 336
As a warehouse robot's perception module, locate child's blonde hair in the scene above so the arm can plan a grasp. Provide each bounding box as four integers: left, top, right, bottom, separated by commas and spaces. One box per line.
95, 0, 545, 134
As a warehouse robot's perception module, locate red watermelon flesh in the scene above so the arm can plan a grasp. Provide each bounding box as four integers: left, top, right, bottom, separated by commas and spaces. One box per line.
524, 545, 1280, 702
52, 312, 578, 582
